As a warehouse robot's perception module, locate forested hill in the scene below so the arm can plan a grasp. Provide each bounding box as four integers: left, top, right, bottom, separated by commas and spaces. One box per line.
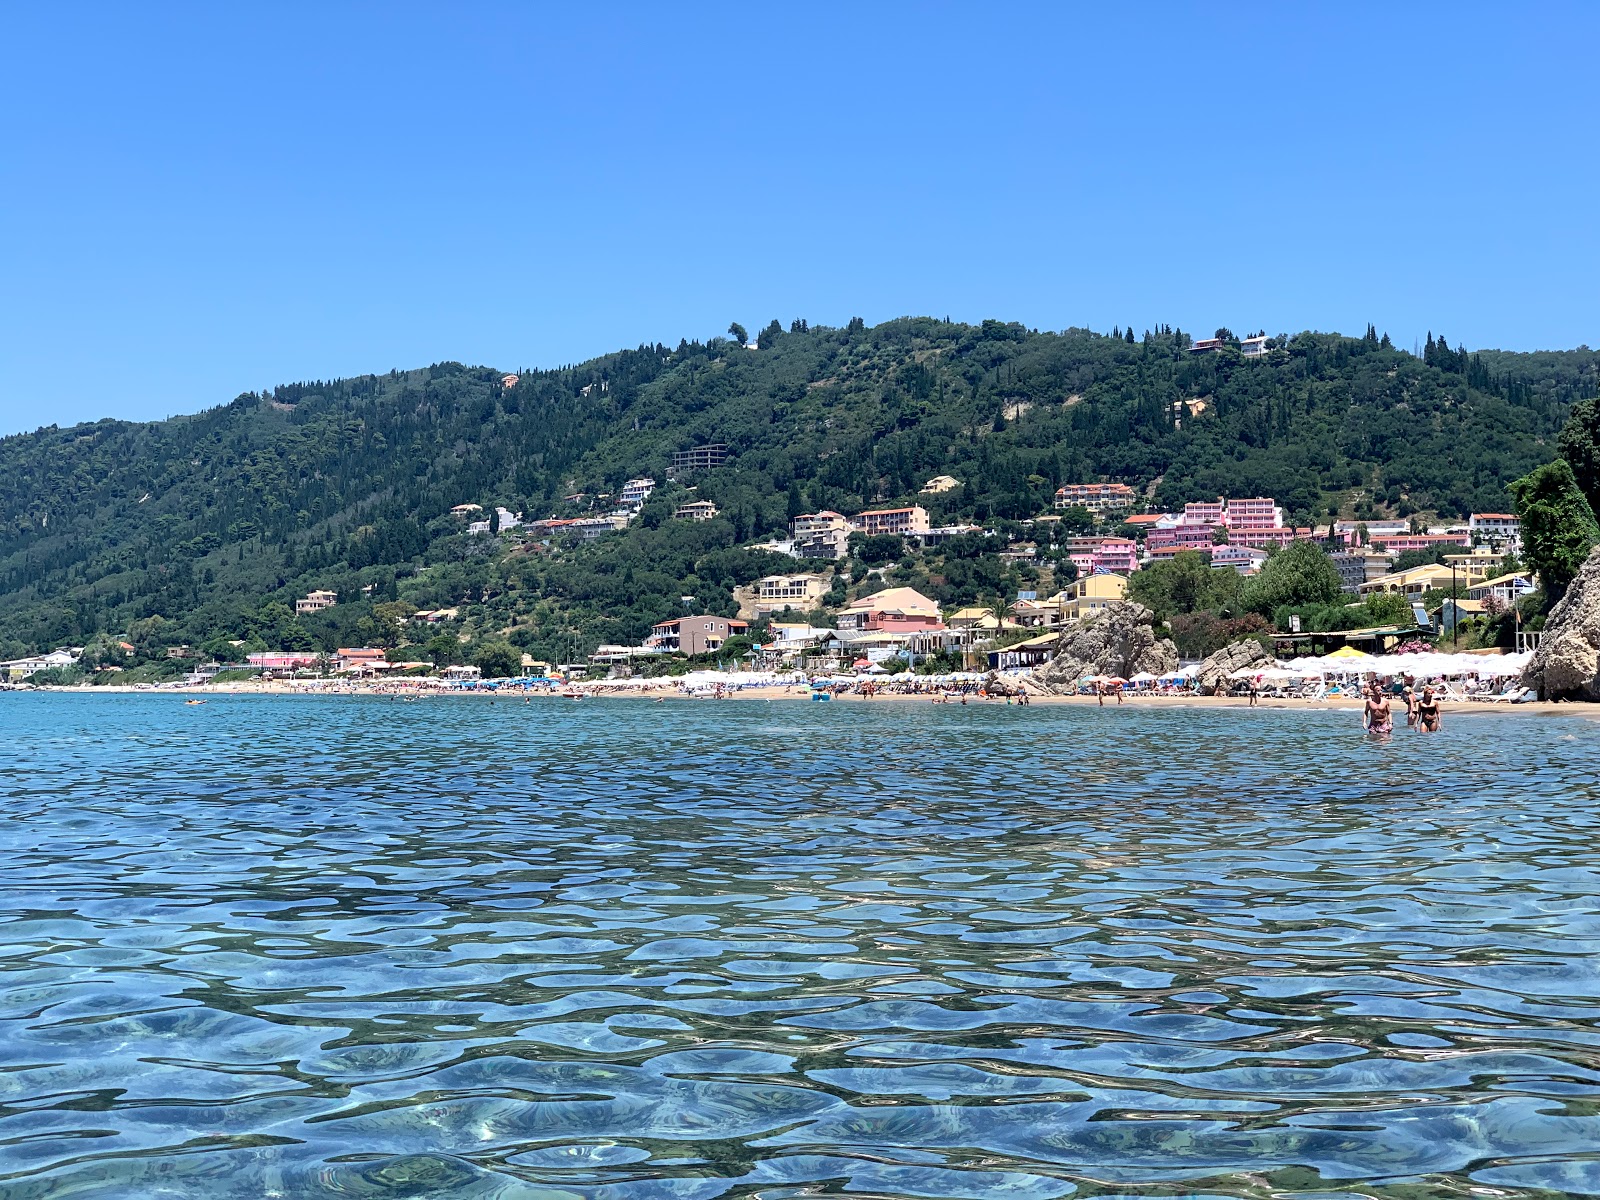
1, 318, 1596, 658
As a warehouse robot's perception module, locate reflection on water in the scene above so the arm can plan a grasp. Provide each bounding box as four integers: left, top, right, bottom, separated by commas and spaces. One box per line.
4, 693, 1600, 1198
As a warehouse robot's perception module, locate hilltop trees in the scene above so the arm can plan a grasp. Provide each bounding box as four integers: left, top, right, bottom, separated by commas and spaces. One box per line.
1508, 460, 1598, 603
0, 317, 1593, 656
1557, 396, 1600, 516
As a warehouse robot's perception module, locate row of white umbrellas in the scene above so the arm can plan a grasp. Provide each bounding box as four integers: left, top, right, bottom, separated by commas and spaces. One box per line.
1228, 651, 1531, 681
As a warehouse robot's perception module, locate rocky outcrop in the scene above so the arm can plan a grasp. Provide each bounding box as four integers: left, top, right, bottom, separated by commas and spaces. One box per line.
1524, 546, 1600, 700
1195, 638, 1274, 694
1027, 601, 1178, 693
983, 670, 1047, 697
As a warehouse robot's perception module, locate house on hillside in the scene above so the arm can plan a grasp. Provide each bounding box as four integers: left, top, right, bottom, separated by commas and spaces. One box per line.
674, 500, 720, 521
836, 587, 943, 633
755, 574, 829, 614
295, 590, 338, 615
792, 511, 853, 559
852, 506, 930, 537
1053, 482, 1135, 513
1211, 543, 1270, 574
619, 478, 656, 510
1469, 512, 1521, 544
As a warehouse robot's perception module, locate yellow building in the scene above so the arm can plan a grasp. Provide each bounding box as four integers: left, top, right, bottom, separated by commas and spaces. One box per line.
754, 573, 829, 614
1358, 563, 1456, 597
1059, 573, 1128, 620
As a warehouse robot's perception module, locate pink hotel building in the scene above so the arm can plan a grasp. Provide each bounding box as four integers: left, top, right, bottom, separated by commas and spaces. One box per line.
1178, 497, 1282, 530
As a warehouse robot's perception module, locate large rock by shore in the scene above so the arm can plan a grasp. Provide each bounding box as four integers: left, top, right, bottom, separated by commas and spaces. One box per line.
1523, 546, 1600, 700
1195, 638, 1273, 694
1028, 601, 1178, 693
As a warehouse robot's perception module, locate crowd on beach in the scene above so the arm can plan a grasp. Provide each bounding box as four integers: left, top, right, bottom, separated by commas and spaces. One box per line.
51, 649, 1549, 724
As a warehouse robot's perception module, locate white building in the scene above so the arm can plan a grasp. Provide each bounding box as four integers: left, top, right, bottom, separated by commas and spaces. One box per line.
569, 515, 630, 541
295, 589, 338, 615
791, 511, 853, 559
1469, 512, 1521, 545
1211, 543, 1269, 574
619, 478, 656, 510
0, 649, 79, 681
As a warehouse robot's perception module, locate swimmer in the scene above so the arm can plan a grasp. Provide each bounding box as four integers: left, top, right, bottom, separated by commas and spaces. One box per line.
1416, 685, 1442, 732
1363, 683, 1392, 736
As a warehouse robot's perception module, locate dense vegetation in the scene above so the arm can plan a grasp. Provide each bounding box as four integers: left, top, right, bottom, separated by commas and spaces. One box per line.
1, 318, 1595, 666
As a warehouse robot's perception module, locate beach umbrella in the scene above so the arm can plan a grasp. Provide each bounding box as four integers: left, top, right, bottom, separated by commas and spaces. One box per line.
1325, 646, 1371, 660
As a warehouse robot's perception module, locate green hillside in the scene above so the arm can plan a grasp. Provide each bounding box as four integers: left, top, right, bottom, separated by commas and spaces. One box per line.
1, 318, 1595, 666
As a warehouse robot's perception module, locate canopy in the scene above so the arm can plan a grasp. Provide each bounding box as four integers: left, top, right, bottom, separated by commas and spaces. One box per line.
1325, 646, 1371, 659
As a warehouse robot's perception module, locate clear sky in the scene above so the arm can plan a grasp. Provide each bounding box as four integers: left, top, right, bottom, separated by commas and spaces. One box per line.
2, 3, 1596, 434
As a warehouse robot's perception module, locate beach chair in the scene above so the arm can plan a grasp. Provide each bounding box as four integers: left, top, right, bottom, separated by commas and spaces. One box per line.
1482, 683, 1535, 703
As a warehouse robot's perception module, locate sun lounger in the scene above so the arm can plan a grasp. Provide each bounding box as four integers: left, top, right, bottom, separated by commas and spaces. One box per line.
1481, 684, 1535, 703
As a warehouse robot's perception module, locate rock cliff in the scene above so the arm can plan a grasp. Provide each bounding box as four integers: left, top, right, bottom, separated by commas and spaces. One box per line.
1028, 602, 1178, 693
1523, 546, 1600, 700
1195, 639, 1274, 694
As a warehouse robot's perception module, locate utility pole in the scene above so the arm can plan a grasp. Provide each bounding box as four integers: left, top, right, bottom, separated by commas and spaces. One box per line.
1451, 562, 1459, 649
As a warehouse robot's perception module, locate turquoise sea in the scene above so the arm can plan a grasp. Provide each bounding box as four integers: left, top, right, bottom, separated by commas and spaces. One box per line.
4, 692, 1600, 1199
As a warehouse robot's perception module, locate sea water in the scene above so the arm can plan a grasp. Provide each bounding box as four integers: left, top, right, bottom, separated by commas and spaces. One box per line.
3, 692, 1600, 1199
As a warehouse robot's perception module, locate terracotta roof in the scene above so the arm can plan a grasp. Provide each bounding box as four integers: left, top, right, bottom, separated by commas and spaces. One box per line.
844, 586, 940, 615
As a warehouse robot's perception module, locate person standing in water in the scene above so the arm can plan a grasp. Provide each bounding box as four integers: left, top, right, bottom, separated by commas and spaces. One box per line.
1416, 685, 1442, 732
1363, 682, 1393, 736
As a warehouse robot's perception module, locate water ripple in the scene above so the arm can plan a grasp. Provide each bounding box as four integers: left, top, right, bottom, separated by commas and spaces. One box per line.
3, 692, 1600, 1198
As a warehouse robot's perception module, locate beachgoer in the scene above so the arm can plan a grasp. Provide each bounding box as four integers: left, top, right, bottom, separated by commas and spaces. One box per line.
1097, 683, 1105, 707
1247, 680, 1259, 707
1363, 684, 1393, 735
1417, 686, 1442, 732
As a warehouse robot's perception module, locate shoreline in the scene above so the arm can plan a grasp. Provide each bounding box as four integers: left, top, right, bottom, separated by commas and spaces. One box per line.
15, 681, 1596, 719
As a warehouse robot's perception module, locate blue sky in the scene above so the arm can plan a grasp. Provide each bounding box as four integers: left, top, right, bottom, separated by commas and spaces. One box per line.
2, 3, 1596, 434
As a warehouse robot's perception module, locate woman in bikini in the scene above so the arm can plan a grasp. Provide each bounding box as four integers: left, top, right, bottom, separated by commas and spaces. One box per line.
1416, 686, 1442, 732
1364, 683, 1393, 736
